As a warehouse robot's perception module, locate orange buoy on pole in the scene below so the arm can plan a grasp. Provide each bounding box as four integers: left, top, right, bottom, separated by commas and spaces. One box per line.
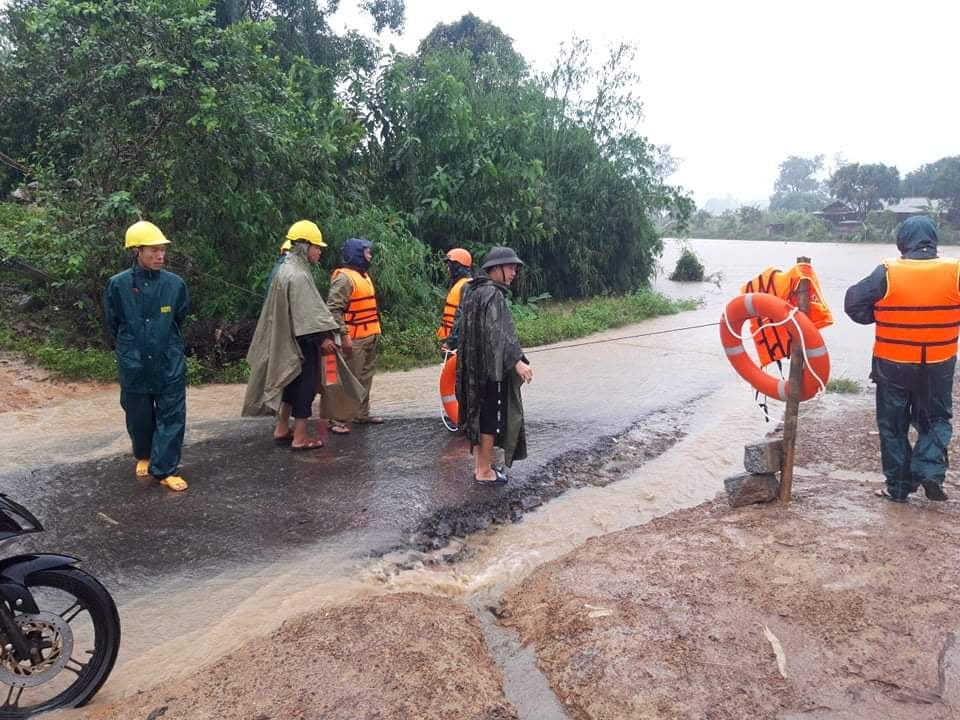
720, 292, 829, 401
439, 352, 459, 431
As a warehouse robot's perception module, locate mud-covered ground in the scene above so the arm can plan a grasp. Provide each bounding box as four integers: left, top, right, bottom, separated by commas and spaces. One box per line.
499, 390, 960, 720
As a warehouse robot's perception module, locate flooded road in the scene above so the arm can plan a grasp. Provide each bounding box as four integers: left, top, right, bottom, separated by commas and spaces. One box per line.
0, 237, 917, 703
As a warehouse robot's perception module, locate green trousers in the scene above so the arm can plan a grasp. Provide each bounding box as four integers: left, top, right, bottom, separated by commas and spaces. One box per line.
345, 334, 379, 420
120, 386, 186, 480
874, 356, 954, 498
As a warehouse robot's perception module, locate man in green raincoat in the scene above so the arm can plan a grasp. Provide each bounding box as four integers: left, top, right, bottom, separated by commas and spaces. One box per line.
104, 221, 190, 491
455, 246, 534, 485
242, 220, 364, 449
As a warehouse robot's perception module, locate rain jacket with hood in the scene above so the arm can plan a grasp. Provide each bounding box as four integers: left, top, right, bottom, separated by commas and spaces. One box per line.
844, 216, 958, 499
243, 243, 365, 419
455, 271, 527, 466
104, 262, 189, 479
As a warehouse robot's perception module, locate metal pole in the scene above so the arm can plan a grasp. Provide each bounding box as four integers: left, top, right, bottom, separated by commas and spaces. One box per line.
779, 256, 812, 503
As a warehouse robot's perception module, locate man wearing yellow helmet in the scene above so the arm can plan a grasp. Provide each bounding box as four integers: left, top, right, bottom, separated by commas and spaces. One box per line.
243, 221, 360, 450
103, 221, 190, 492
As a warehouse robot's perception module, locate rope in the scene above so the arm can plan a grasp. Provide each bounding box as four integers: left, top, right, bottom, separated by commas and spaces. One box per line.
525, 321, 721, 354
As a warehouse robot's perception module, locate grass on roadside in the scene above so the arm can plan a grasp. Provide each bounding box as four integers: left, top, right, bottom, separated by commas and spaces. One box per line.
0, 290, 700, 382
826, 377, 861, 394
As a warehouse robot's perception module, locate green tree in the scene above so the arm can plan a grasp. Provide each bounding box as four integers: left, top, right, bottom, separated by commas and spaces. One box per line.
828, 162, 900, 215
769, 154, 827, 211
903, 156, 960, 213
774, 155, 824, 194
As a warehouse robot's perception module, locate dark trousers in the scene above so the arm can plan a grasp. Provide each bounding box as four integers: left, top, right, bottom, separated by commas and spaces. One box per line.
121, 385, 186, 480
874, 356, 955, 496
282, 338, 319, 419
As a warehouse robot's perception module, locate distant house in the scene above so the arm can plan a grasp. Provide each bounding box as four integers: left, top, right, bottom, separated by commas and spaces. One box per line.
881, 197, 944, 222
813, 201, 860, 225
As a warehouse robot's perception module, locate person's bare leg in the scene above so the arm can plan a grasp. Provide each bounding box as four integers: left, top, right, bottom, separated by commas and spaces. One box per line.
475, 433, 496, 480
274, 402, 292, 440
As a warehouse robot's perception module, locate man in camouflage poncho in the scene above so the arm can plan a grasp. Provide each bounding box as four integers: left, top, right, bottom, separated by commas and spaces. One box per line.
455, 247, 534, 485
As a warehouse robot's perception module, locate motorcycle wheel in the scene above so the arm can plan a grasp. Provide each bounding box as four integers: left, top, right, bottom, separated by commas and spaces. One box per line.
0, 567, 120, 717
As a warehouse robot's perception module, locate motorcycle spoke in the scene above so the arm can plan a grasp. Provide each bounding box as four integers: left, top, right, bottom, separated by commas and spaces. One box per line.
60, 601, 84, 624
64, 657, 88, 676
2, 684, 23, 709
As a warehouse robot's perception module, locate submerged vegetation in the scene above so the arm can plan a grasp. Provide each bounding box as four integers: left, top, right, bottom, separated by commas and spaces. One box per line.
0, 1, 693, 379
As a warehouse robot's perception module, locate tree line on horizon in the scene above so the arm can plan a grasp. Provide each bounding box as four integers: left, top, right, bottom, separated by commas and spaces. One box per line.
0, 0, 692, 347
767, 154, 960, 217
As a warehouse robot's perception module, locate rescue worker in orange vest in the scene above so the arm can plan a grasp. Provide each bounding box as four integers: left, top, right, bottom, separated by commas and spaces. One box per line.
327, 238, 382, 433
438, 248, 473, 351
845, 216, 958, 503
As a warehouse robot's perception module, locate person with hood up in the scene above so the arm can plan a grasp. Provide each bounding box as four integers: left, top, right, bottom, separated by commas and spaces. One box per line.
437, 248, 473, 350
104, 220, 190, 491
326, 237, 383, 433
455, 246, 533, 485
242, 220, 342, 451
845, 216, 960, 503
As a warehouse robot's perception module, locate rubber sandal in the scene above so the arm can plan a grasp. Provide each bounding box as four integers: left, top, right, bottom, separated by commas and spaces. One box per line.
291, 438, 324, 451
328, 422, 351, 435
159, 475, 188, 492
273, 433, 294, 445
474, 470, 508, 486
875, 488, 907, 503
135, 459, 150, 478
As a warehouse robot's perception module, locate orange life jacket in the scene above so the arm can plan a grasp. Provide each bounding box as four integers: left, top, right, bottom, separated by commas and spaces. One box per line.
740, 263, 833, 368
332, 268, 381, 340
874, 257, 960, 364
436, 277, 469, 340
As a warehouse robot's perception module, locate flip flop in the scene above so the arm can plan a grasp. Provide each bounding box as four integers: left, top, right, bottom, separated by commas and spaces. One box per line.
328, 422, 352, 435
159, 475, 188, 492
474, 468, 508, 486
135, 459, 150, 478
291, 439, 324, 451
273, 433, 294, 445
353, 416, 384, 425
874, 488, 907, 503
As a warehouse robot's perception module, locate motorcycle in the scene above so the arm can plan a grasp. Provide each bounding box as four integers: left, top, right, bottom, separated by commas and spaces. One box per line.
0, 494, 120, 717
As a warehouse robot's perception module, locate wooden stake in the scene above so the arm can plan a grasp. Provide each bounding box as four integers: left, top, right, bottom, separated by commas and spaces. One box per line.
779, 256, 812, 503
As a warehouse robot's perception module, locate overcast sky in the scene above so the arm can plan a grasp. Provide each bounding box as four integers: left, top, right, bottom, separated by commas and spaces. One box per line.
334, 0, 959, 207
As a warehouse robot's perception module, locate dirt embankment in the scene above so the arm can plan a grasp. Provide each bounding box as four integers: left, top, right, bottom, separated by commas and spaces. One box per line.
0, 352, 107, 413
499, 392, 960, 719
84, 593, 516, 720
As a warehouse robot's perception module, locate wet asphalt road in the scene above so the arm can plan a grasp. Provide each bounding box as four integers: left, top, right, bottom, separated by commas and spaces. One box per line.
0, 312, 728, 604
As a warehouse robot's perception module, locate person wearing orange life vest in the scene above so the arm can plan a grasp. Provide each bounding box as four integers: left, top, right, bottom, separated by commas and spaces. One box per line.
438, 248, 473, 351
845, 216, 958, 503
327, 238, 382, 433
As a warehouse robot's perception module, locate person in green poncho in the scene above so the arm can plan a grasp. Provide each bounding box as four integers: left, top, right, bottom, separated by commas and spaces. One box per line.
103, 221, 190, 492
242, 220, 344, 451
455, 246, 534, 485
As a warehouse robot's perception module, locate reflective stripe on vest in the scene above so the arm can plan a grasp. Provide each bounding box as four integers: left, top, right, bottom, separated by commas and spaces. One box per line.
874, 257, 960, 364
332, 268, 381, 340
437, 277, 469, 339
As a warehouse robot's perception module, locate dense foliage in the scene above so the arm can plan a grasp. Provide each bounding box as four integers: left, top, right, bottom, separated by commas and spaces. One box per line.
0, 1, 691, 355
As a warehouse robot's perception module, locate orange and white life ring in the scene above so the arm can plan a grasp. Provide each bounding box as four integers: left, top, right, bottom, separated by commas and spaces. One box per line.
439, 352, 459, 429
720, 293, 830, 401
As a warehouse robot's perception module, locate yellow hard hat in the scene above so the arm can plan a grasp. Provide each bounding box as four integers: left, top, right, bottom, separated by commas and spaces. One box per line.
279, 239, 292, 254
285, 220, 326, 247
124, 221, 170, 249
